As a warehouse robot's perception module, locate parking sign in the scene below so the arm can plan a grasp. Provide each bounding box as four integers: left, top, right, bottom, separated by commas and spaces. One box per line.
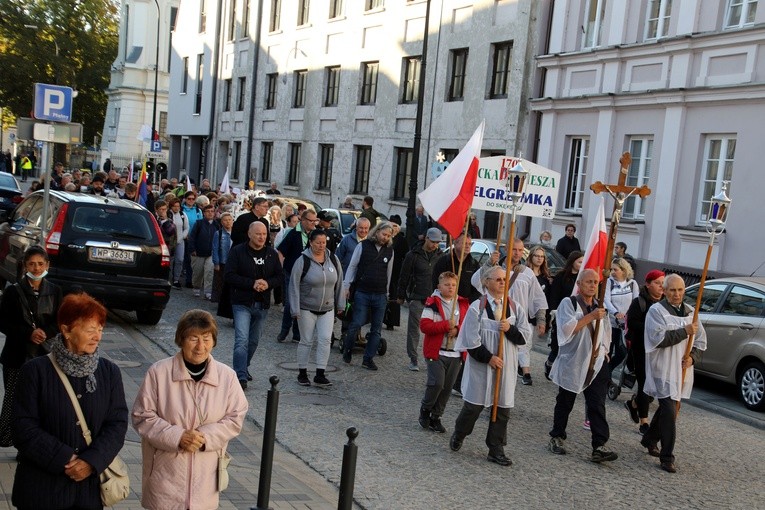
34, 83, 73, 122
150, 140, 162, 152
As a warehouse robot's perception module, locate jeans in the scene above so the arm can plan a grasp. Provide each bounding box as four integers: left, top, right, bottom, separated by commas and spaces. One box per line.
171, 239, 185, 283
280, 274, 300, 340
550, 362, 610, 449
191, 255, 214, 295
343, 290, 387, 362
183, 239, 193, 286
296, 310, 335, 369
406, 300, 426, 364
232, 302, 268, 381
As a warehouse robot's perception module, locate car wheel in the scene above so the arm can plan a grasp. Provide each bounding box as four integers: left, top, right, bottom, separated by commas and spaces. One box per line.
136, 309, 163, 325
738, 360, 765, 412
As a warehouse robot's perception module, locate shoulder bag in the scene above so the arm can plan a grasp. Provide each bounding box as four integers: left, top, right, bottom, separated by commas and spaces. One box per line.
48, 354, 130, 507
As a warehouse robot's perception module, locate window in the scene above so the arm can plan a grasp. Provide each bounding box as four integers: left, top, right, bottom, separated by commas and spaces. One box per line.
224, 79, 232, 111
366, 0, 384, 9
360, 61, 379, 104
564, 138, 589, 213
228, 0, 237, 40
440, 149, 459, 163
352, 145, 372, 194
720, 285, 765, 317
725, 0, 758, 28
237, 77, 246, 111
622, 138, 653, 219
329, 0, 343, 18
401, 56, 421, 104
297, 0, 310, 25
182, 57, 189, 93
318, 144, 334, 190
159, 112, 169, 144
448, 48, 468, 101
169, 7, 178, 71
243, 0, 251, 37
270, 0, 281, 31
293, 70, 307, 107
393, 148, 413, 200
645, 0, 672, 39
288, 143, 301, 185
684, 283, 727, 313
232, 141, 242, 181
265, 73, 277, 109
194, 53, 204, 114
489, 42, 512, 98
583, 0, 606, 48
199, 0, 207, 32
260, 142, 273, 182
697, 136, 735, 225
325, 66, 340, 106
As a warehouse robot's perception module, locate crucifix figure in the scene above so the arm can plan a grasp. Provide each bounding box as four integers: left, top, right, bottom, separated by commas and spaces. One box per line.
583, 152, 652, 384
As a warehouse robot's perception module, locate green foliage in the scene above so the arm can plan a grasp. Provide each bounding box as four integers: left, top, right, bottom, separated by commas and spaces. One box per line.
0, 0, 119, 143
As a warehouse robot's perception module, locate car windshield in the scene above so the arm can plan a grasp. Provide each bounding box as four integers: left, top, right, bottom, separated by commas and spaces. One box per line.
71, 206, 155, 240
339, 212, 357, 235
0, 173, 18, 189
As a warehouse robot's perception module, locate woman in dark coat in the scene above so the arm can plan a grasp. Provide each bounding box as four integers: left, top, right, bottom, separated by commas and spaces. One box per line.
543, 250, 583, 378
0, 245, 62, 447
384, 216, 409, 330
11, 292, 128, 510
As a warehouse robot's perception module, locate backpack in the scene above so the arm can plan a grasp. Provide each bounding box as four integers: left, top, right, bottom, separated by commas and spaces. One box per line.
159, 217, 177, 251
300, 253, 341, 282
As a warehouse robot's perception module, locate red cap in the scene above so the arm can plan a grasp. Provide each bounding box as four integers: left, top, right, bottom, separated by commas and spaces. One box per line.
645, 269, 665, 283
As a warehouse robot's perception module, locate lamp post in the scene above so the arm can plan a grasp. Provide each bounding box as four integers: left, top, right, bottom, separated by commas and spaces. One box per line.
149, 0, 160, 186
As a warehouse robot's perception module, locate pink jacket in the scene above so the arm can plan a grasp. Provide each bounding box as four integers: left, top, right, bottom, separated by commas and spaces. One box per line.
132, 353, 248, 510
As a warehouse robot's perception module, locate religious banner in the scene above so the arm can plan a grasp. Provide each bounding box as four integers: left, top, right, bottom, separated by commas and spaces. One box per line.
472, 156, 560, 219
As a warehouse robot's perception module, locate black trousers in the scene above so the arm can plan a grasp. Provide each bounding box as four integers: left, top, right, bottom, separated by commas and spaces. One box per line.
546, 319, 559, 364
644, 396, 676, 463
629, 344, 650, 418
454, 401, 510, 454
608, 327, 627, 373
550, 362, 610, 449
421, 355, 462, 417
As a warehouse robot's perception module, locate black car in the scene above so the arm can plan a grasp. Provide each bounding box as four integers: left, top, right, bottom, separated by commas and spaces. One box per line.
0, 172, 23, 219
0, 190, 171, 324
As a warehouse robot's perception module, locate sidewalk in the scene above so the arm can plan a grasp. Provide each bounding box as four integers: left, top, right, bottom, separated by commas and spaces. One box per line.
0, 320, 341, 510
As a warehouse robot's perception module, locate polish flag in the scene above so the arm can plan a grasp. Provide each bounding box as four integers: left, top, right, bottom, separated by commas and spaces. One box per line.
219, 167, 230, 194
580, 196, 608, 282
418, 121, 485, 238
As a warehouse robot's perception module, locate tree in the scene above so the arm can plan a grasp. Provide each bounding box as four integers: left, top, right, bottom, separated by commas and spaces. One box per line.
0, 0, 119, 144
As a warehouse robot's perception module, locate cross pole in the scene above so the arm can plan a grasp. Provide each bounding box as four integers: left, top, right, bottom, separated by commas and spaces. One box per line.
584, 152, 652, 385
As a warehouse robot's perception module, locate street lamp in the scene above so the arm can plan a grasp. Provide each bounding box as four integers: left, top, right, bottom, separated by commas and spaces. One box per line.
151, 0, 160, 144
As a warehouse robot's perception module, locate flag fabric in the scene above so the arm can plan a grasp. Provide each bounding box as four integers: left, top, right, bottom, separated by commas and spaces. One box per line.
127, 157, 134, 182
418, 121, 485, 238
137, 160, 148, 207
186, 175, 193, 195
576, 196, 608, 292
220, 167, 230, 194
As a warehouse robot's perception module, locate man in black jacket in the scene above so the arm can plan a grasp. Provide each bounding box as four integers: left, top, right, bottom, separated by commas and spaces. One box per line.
397, 227, 442, 371
188, 205, 219, 300
231, 197, 270, 246
225, 222, 283, 389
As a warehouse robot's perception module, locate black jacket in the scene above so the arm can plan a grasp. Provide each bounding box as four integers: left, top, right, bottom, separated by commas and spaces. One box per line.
189, 219, 219, 258
0, 279, 62, 368
625, 285, 660, 354
12, 353, 128, 509
397, 244, 442, 301
224, 243, 283, 307
431, 251, 481, 302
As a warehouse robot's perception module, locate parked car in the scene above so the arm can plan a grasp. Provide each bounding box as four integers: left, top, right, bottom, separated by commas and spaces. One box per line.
0, 190, 171, 324
0, 172, 23, 221
683, 277, 765, 411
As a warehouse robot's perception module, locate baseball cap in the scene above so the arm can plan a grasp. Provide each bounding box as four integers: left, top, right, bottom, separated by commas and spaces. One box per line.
317, 210, 336, 222
426, 228, 442, 242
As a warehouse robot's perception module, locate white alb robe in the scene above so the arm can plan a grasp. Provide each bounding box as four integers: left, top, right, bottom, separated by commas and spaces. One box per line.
644, 301, 707, 401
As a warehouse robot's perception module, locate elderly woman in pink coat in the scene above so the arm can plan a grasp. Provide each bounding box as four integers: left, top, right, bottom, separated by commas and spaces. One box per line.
132, 310, 248, 510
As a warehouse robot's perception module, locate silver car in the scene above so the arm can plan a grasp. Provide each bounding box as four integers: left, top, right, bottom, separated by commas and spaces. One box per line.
684, 277, 765, 411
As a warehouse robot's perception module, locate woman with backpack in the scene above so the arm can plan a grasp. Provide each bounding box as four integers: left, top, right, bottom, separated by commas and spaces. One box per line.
604, 257, 639, 382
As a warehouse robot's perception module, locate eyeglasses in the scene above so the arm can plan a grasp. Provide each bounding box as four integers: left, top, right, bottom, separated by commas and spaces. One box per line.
492, 278, 506, 282
186, 197, 196, 200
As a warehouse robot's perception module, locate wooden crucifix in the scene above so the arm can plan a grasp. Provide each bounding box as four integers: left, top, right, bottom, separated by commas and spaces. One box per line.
584, 152, 652, 385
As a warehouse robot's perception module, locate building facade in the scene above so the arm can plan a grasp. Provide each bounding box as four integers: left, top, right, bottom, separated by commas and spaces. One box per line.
531, 0, 764, 275
103, 0, 180, 166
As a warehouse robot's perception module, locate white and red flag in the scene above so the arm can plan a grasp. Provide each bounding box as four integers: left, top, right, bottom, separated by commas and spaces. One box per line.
219, 167, 230, 194
418, 121, 485, 238
581, 196, 608, 282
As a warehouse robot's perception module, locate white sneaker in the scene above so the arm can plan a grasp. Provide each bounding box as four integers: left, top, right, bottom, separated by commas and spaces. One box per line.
193, 289, 201, 297
205, 293, 212, 300
408, 362, 420, 372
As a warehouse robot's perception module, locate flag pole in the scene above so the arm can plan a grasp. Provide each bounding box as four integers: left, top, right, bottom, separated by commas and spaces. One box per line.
495, 213, 504, 251
448, 213, 473, 328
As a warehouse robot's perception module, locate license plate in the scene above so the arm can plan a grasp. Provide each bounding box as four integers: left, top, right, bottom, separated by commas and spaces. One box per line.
89, 247, 136, 264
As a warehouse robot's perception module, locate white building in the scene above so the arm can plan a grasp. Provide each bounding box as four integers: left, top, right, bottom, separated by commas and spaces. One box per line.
530, 0, 764, 276
168, 0, 549, 229
102, 0, 180, 166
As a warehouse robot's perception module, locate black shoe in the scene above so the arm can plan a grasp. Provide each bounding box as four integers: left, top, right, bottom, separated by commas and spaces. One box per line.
297, 372, 311, 386
548, 437, 566, 455
487, 451, 512, 466
239, 380, 247, 390
449, 433, 463, 452
342, 352, 351, 364
640, 438, 660, 457
522, 374, 532, 386
517, 366, 523, 377
625, 398, 639, 423
313, 374, 332, 387
661, 461, 677, 473
639, 423, 650, 436
361, 359, 378, 371
247, 371, 253, 381
591, 445, 618, 463
276, 332, 288, 343
544, 360, 552, 381
429, 416, 446, 433
418, 407, 430, 429
185, 282, 194, 289
172, 281, 182, 289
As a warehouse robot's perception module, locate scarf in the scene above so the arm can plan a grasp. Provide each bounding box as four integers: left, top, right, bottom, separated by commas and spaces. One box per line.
50, 334, 99, 393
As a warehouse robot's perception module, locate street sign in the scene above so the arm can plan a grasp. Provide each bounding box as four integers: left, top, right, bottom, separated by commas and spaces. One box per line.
34, 83, 74, 122
150, 140, 162, 152
145, 151, 167, 160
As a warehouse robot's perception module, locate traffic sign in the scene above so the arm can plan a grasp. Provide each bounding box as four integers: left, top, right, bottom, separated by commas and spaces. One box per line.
150, 140, 162, 152
34, 83, 74, 122
145, 151, 167, 160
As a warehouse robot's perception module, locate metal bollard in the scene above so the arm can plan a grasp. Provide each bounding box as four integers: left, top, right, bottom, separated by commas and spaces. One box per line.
337, 427, 359, 510
254, 375, 280, 510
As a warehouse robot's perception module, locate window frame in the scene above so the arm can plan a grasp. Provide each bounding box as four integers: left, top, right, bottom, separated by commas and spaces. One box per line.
623, 137, 653, 220
293, 70, 307, 108
227, 0, 237, 41
232, 141, 242, 181
269, 0, 281, 32
365, 0, 385, 10
237, 77, 246, 111
564, 137, 589, 213
224, 78, 232, 111
448, 48, 468, 102
392, 147, 413, 200
645, 0, 672, 40
194, 53, 204, 115
265, 73, 277, 109
324, 66, 341, 107
352, 145, 372, 194
489, 42, 512, 99
297, 0, 310, 26
318, 144, 334, 190
401, 56, 421, 104
181, 57, 189, 93
360, 61, 379, 105
724, 0, 758, 29
583, 0, 606, 48
288, 143, 302, 186
696, 135, 736, 225
243, 0, 251, 37
260, 142, 273, 182
329, 0, 343, 18
199, 0, 207, 33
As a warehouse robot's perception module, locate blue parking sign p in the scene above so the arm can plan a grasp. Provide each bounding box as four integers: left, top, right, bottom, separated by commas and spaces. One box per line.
150, 140, 162, 152
34, 83, 73, 122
